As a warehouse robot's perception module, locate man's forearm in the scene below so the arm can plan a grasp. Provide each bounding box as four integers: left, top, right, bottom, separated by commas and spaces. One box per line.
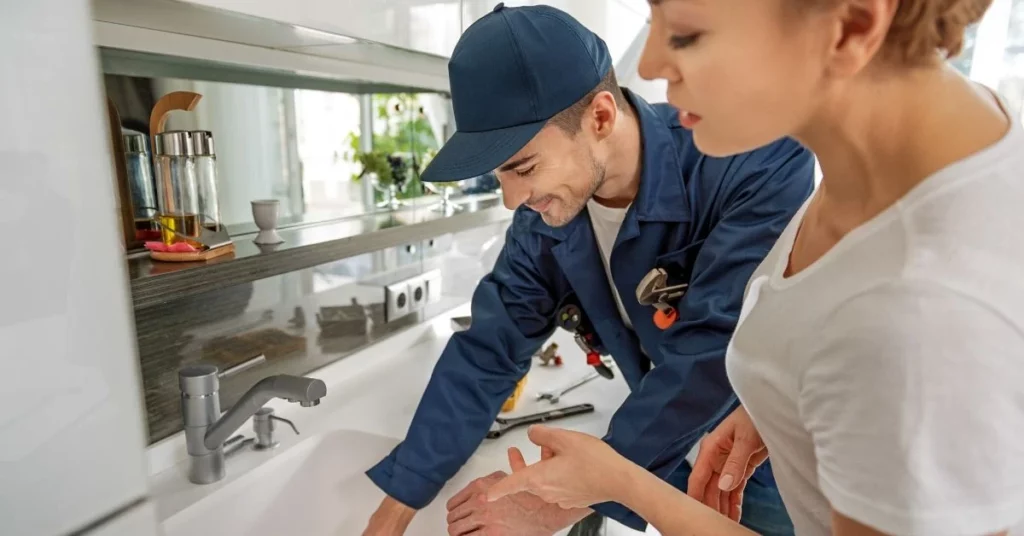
364, 496, 417, 535
615, 463, 755, 536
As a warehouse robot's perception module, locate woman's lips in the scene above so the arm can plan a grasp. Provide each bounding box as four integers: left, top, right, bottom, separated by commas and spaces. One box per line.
679, 110, 703, 129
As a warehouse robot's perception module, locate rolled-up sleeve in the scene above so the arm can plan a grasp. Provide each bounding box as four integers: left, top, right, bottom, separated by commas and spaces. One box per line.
366, 225, 559, 508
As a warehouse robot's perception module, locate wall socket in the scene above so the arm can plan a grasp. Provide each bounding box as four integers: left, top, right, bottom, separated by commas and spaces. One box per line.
383, 269, 443, 323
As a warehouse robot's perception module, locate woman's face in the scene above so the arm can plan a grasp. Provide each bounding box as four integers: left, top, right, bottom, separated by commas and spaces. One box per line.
641, 0, 837, 156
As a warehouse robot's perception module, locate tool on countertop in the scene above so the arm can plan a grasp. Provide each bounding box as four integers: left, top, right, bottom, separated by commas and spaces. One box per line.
502, 375, 528, 412
537, 360, 616, 404
535, 342, 563, 367
486, 403, 595, 439
557, 302, 615, 379
636, 268, 688, 330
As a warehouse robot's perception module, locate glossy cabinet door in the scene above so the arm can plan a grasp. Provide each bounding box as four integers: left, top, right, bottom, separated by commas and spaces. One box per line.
0, 0, 154, 534
183, 0, 464, 57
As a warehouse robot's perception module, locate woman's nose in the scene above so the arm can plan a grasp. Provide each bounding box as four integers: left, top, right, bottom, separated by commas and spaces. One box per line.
637, 23, 678, 83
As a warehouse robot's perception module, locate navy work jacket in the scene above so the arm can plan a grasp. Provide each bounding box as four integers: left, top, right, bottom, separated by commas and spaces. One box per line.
368, 90, 814, 529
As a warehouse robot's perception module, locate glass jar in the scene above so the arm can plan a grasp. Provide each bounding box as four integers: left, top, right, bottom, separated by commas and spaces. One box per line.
121, 133, 157, 230
191, 131, 221, 232
153, 131, 200, 246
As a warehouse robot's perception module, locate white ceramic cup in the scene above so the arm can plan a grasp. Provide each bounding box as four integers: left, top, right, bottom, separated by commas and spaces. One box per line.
251, 199, 284, 245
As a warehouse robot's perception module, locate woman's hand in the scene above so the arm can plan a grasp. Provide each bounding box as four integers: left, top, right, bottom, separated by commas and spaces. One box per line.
687, 406, 768, 522
485, 426, 637, 510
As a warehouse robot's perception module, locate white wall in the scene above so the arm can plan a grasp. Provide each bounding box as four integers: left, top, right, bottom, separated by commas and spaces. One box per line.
0, 1, 155, 534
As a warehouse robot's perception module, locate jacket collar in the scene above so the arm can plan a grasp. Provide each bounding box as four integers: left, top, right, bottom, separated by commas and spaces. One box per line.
625, 89, 690, 224
528, 89, 691, 241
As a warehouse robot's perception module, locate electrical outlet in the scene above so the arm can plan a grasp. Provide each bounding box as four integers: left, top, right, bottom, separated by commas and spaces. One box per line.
422, 270, 442, 304
384, 282, 410, 323
383, 270, 443, 323
407, 276, 427, 312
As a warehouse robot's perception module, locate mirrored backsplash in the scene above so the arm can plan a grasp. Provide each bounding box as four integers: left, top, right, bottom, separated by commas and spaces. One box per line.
104, 74, 499, 238
135, 221, 507, 443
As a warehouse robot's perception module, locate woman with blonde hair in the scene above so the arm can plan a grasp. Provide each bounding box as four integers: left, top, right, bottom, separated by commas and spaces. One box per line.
487, 0, 1024, 534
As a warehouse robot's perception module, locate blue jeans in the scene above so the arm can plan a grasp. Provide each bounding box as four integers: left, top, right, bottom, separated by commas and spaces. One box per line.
665, 464, 794, 536
568, 464, 794, 536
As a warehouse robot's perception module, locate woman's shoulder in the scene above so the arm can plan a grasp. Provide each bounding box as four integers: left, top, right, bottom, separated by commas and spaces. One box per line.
803, 277, 1024, 381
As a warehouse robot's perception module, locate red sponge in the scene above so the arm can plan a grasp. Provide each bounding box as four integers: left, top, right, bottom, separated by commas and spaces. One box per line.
144, 241, 198, 253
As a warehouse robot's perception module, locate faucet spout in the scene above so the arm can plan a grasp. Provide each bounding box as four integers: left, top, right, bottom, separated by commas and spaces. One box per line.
178, 364, 327, 485
204, 375, 326, 450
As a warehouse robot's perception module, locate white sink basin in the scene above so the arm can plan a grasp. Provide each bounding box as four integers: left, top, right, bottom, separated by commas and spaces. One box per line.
162, 429, 456, 536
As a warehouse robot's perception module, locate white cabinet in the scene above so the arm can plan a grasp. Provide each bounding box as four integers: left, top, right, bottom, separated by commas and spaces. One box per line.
92, 0, 452, 93
0, 0, 155, 534
184, 0, 465, 57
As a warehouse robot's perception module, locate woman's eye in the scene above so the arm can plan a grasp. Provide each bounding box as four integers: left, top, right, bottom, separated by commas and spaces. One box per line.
669, 33, 701, 49
516, 166, 537, 177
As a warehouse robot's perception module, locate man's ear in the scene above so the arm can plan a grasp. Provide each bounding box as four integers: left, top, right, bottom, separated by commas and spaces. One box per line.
587, 91, 619, 141
825, 0, 898, 77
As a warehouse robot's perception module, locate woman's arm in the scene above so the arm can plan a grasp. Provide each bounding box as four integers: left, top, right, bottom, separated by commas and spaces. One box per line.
486, 426, 755, 536
617, 460, 758, 536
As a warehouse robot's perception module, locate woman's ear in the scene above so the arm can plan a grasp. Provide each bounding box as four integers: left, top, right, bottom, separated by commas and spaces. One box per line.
825, 0, 898, 77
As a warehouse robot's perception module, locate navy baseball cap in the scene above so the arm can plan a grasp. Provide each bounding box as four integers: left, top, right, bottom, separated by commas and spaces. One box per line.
420, 3, 613, 183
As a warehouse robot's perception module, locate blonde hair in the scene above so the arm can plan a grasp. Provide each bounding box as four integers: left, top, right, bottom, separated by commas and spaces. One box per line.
797, 0, 993, 63
883, 0, 993, 63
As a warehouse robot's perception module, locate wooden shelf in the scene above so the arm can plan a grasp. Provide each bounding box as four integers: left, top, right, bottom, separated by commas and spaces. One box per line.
128, 195, 512, 310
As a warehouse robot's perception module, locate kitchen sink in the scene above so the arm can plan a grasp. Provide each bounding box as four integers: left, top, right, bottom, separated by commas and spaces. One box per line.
161, 429, 453, 536
159, 426, 643, 536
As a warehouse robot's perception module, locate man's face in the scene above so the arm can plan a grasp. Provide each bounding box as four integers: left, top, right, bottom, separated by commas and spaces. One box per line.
495, 125, 606, 227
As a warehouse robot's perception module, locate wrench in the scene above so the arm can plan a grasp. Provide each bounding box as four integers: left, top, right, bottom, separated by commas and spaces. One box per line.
487, 404, 595, 439
537, 371, 601, 404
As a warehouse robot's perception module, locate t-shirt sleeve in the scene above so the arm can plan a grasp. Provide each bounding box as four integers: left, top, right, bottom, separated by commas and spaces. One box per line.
798, 281, 1024, 536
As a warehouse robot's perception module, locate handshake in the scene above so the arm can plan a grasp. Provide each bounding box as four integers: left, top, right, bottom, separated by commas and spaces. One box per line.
362, 408, 767, 535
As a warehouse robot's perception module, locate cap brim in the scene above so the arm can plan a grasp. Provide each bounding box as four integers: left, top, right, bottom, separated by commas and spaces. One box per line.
421, 119, 547, 182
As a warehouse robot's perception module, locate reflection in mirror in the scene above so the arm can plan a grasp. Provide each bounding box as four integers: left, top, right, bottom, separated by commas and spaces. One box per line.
103, 75, 500, 240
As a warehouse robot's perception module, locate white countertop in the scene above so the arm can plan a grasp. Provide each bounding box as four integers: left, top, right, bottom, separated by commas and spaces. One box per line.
147, 304, 642, 535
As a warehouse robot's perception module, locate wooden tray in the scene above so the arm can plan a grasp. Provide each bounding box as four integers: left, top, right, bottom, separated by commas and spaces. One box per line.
150, 243, 235, 263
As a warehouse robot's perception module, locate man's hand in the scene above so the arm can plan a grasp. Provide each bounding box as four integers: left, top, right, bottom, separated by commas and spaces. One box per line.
363, 495, 417, 536
445, 470, 588, 536
687, 406, 768, 523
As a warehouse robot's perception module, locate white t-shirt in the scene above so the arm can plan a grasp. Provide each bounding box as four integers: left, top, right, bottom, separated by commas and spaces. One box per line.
727, 106, 1024, 534
587, 199, 633, 328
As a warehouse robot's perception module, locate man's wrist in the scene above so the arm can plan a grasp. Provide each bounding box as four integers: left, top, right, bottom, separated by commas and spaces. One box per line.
370, 496, 417, 528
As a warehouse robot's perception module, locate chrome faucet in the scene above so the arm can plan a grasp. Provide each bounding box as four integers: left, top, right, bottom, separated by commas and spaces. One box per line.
178, 364, 327, 484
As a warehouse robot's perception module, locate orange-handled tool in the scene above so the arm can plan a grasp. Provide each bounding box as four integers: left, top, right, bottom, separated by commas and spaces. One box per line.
636, 268, 688, 330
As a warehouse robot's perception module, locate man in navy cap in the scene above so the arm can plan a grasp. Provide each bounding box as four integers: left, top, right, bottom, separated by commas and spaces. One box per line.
364, 4, 813, 535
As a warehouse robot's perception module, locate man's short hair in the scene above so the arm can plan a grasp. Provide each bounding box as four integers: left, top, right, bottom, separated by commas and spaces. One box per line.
548, 69, 628, 135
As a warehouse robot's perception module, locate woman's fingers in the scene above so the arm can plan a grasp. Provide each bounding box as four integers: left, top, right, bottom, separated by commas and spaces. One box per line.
486, 464, 541, 502
703, 472, 722, 513
526, 425, 566, 451
687, 446, 721, 501
728, 487, 744, 522
749, 449, 770, 472
718, 439, 759, 492
507, 447, 527, 472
